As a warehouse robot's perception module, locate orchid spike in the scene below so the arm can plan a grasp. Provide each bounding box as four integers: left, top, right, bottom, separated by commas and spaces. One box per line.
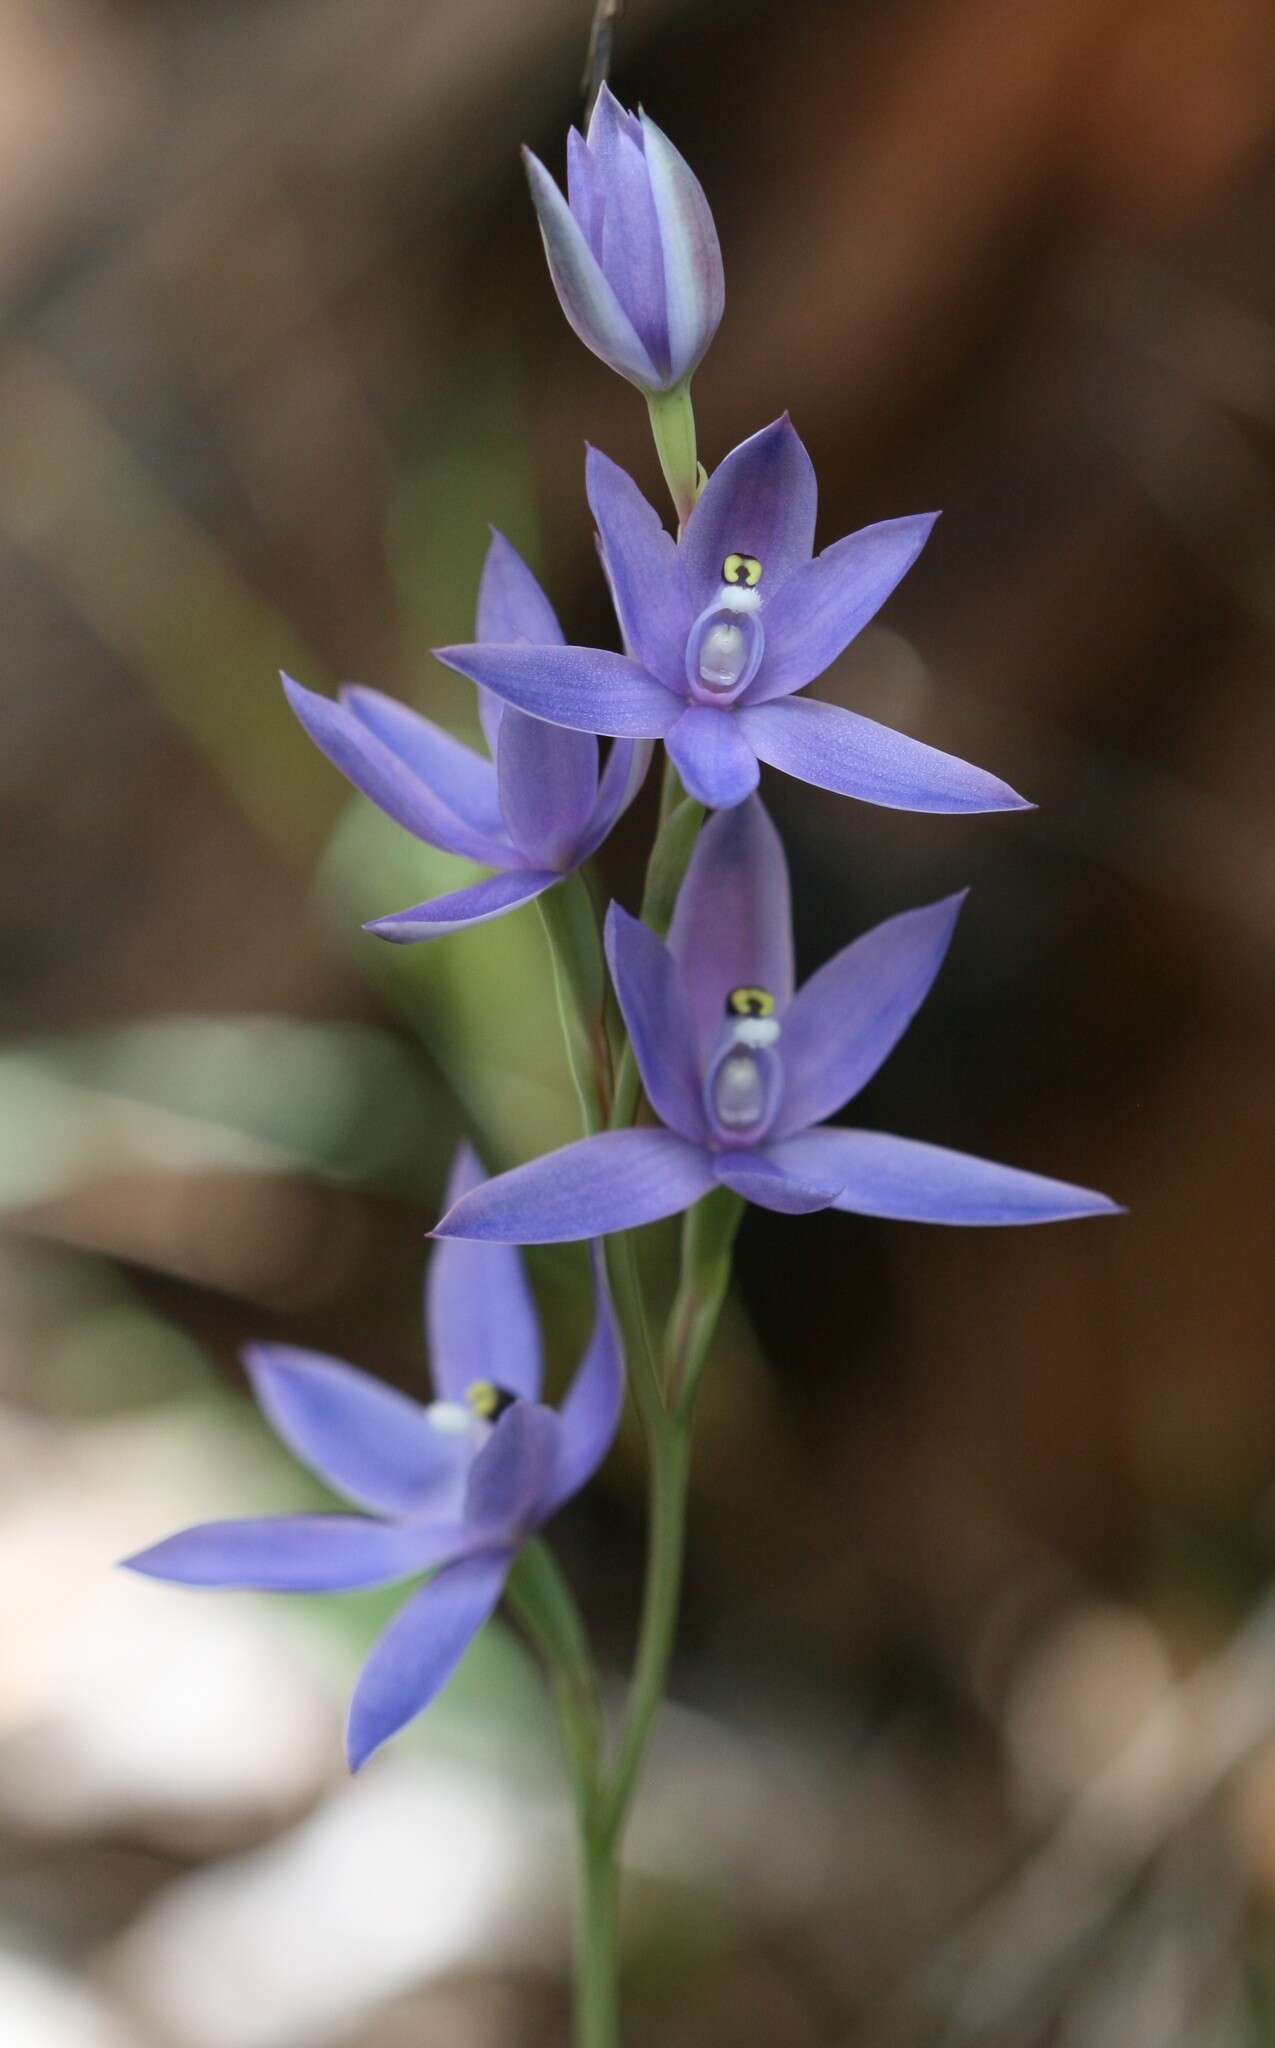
124, 1145, 624, 1770
523, 85, 724, 395
283, 533, 650, 941
432, 801, 1121, 1243
435, 418, 1032, 813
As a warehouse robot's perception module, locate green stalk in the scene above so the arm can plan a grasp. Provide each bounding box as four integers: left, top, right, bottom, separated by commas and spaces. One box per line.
525, 742, 740, 2045
645, 382, 699, 529
604, 1230, 661, 1408
597, 1407, 691, 1847
663, 1187, 745, 1415
576, 1831, 621, 2048
506, 1543, 616, 2047
538, 871, 612, 1133
505, 1539, 601, 1805
597, 1190, 741, 1847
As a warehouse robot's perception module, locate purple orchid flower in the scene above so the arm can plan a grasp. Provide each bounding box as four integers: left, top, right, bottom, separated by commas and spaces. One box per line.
432, 802, 1120, 1244
124, 1146, 623, 1770
282, 534, 649, 941
524, 85, 724, 395
435, 418, 1032, 814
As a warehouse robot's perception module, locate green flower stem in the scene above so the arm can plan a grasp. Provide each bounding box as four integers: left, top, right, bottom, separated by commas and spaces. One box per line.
645, 382, 700, 529
506, 1541, 617, 2048
663, 1187, 745, 1415
538, 872, 613, 1134
598, 1402, 692, 1848
506, 1538, 601, 1806
577, 1830, 621, 2048
643, 798, 704, 932
655, 747, 685, 834
529, 754, 735, 2048
597, 1191, 739, 1850
603, 1230, 661, 1409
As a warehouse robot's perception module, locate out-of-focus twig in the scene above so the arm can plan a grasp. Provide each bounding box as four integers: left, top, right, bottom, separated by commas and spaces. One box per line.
1052, 1826, 1243, 2048
581, 0, 622, 122
846, 1583, 1275, 2046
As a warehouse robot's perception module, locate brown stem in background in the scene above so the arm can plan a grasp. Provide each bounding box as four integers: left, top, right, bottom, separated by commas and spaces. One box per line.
581, 0, 623, 124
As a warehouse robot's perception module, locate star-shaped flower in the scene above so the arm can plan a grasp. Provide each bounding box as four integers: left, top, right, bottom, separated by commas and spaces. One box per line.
125, 1146, 623, 1768
433, 802, 1119, 1242
435, 418, 1030, 814
284, 534, 649, 941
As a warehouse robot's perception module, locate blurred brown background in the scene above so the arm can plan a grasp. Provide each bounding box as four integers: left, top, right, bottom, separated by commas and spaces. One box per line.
3, 0, 1275, 2041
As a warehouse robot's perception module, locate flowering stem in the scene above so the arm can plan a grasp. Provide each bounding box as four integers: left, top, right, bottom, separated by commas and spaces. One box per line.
603, 1230, 661, 1407
507, 1540, 618, 2047
598, 1402, 692, 1849
538, 871, 613, 1133
645, 382, 700, 529
532, 751, 733, 2044
663, 1187, 744, 1414
506, 1538, 601, 1807
655, 747, 685, 833
597, 1192, 740, 1852
577, 1830, 621, 2048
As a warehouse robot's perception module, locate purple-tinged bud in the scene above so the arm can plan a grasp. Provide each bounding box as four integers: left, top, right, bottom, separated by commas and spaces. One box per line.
522, 85, 724, 395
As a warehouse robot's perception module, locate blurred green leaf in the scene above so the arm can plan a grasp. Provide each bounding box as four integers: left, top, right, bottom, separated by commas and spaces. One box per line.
0, 1015, 441, 1210
314, 797, 578, 1172
0, 351, 335, 850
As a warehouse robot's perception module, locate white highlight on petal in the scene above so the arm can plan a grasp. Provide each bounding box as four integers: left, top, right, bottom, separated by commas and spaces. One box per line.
730, 1016, 780, 1049
712, 1051, 767, 1129
425, 1401, 474, 1437
698, 621, 750, 692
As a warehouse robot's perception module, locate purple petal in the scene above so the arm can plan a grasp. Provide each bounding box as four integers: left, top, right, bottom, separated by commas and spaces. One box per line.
340, 687, 505, 837
587, 83, 644, 152
522, 149, 660, 390
772, 893, 967, 1139
680, 418, 818, 613
586, 446, 689, 683
365, 869, 558, 943
545, 1248, 624, 1513
477, 690, 505, 757
597, 120, 670, 376
578, 738, 654, 861
432, 1129, 716, 1244
124, 1515, 459, 1593
242, 1345, 466, 1516
476, 531, 565, 647
770, 1129, 1123, 1226
738, 697, 1031, 813
347, 1550, 511, 1769
666, 705, 760, 809
475, 533, 566, 755
667, 797, 795, 1062
566, 127, 603, 254
497, 708, 599, 869
427, 1144, 543, 1403
711, 1150, 842, 1214
604, 904, 707, 1141
465, 1403, 562, 1536
745, 513, 939, 704
434, 643, 682, 739
640, 110, 724, 384
283, 674, 514, 866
